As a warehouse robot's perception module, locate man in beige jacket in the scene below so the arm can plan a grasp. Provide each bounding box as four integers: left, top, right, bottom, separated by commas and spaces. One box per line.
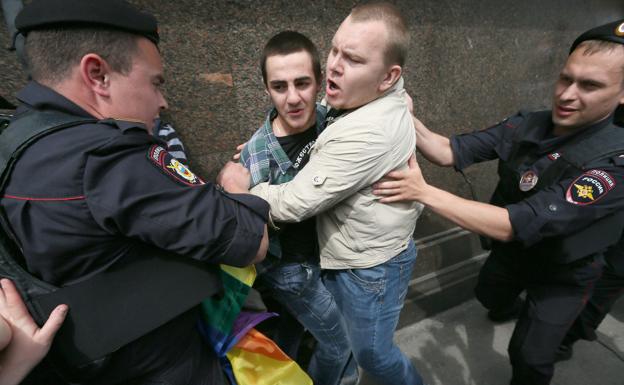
219, 3, 424, 384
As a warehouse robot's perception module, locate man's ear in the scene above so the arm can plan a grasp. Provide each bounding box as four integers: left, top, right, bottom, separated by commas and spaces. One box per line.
378, 64, 402, 93
79, 54, 111, 97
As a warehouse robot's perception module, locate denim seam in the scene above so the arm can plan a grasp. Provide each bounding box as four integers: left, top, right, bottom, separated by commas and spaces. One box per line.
372, 263, 388, 369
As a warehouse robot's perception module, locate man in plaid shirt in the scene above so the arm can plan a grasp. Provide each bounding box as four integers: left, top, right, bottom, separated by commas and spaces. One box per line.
239, 31, 355, 385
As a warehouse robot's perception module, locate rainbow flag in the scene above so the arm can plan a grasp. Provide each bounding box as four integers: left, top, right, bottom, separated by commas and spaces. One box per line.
199, 265, 312, 385
227, 328, 313, 385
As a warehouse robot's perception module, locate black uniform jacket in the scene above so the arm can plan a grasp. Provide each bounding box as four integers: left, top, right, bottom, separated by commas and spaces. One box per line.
3, 81, 268, 286
0, 81, 269, 382
451, 111, 624, 250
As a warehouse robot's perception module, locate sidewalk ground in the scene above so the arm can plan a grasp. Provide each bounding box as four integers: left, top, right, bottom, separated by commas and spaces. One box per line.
359, 298, 624, 385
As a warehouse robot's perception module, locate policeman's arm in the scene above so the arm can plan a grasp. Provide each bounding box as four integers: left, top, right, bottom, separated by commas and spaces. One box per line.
374, 154, 513, 241
251, 227, 269, 264
412, 116, 456, 167
85, 140, 269, 267
403, 92, 455, 167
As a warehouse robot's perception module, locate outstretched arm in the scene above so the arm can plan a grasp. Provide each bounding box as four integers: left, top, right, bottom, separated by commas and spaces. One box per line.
403, 93, 454, 167
373, 154, 513, 241
0, 279, 68, 385
413, 116, 455, 167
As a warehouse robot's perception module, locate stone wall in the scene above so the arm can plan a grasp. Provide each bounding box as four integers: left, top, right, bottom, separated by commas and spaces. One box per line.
2, 0, 623, 317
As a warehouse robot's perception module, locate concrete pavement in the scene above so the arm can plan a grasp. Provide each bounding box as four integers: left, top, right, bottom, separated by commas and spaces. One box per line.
359, 298, 624, 385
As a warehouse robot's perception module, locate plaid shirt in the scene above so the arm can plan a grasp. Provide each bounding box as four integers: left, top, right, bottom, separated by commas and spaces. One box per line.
240, 104, 326, 187
240, 104, 326, 259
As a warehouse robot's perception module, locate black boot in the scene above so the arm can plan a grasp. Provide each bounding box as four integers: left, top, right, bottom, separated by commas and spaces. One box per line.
554, 342, 574, 362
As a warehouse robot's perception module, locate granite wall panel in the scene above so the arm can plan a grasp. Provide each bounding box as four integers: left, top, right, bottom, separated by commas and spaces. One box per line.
1, 0, 623, 288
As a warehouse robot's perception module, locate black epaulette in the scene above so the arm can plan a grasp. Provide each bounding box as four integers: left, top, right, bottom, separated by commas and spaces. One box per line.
97, 118, 148, 133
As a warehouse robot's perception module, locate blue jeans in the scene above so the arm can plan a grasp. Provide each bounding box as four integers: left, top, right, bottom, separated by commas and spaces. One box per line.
260, 262, 355, 385
324, 240, 424, 385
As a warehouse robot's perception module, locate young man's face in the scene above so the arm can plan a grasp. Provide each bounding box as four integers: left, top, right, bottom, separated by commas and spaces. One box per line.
552, 45, 624, 133
265, 50, 320, 134
325, 16, 391, 110
106, 37, 168, 133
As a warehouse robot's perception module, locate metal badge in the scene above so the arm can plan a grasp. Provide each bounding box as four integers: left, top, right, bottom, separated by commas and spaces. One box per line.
519, 170, 538, 191
616, 22, 624, 37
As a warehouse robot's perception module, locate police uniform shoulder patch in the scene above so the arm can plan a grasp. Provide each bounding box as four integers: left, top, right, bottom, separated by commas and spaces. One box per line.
147, 145, 204, 186
566, 169, 615, 205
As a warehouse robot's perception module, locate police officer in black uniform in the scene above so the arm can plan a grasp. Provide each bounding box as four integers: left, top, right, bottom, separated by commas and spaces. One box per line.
373, 19, 624, 385
0, 1, 269, 384
551, 25, 624, 361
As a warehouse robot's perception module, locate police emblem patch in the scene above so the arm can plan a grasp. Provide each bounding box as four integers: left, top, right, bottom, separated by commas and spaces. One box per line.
616, 22, 624, 37
566, 169, 615, 205
147, 145, 204, 186
519, 170, 538, 191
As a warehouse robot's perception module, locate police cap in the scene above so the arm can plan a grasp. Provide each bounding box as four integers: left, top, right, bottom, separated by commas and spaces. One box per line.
15, 0, 159, 45
570, 19, 624, 53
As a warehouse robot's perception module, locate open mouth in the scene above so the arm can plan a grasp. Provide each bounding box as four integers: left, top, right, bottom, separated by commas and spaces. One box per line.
326, 79, 340, 96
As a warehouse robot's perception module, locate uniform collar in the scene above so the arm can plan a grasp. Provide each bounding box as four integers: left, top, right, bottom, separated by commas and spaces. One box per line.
15, 81, 148, 133
541, 113, 615, 153
16, 81, 93, 118
520, 110, 615, 154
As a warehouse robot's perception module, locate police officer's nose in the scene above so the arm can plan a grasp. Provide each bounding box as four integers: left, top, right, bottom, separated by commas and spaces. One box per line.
160, 96, 169, 111
559, 84, 578, 102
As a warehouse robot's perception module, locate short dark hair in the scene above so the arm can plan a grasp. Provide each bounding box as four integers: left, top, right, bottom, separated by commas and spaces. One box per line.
350, 2, 410, 67
24, 27, 140, 85
576, 40, 624, 85
260, 31, 322, 86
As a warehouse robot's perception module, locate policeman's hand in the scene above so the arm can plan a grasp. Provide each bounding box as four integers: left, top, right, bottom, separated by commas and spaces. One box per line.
373, 154, 427, 203
0, 279, 68, 385
232, 142, 247, 162
217, 162, 251, 194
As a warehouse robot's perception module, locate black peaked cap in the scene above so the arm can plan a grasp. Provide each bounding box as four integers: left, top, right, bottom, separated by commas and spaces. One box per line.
15, 0, 159, 45
570, 19, 624, 53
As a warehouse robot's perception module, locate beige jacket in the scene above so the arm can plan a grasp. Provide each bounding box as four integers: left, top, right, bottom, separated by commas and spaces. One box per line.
251, 78, 423, 269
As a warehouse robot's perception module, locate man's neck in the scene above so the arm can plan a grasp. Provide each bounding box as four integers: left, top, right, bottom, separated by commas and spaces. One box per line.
272, 115, 314, 137
52, 79, 104, 121
552, 115, 612, 137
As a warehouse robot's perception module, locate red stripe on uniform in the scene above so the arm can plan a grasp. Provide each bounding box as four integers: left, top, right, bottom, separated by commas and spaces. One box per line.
3, 194, 85, 201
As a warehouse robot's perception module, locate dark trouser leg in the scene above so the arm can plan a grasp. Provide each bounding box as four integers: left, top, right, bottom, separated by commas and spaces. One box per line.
564, 256, 624, 345
508, 257, 604, 385
475, 252, 524, 316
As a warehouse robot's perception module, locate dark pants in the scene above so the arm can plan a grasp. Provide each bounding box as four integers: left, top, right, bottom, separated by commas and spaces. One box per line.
564, 250, 624, 345
41, 308, 226, 385
475, 251, 604, 385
